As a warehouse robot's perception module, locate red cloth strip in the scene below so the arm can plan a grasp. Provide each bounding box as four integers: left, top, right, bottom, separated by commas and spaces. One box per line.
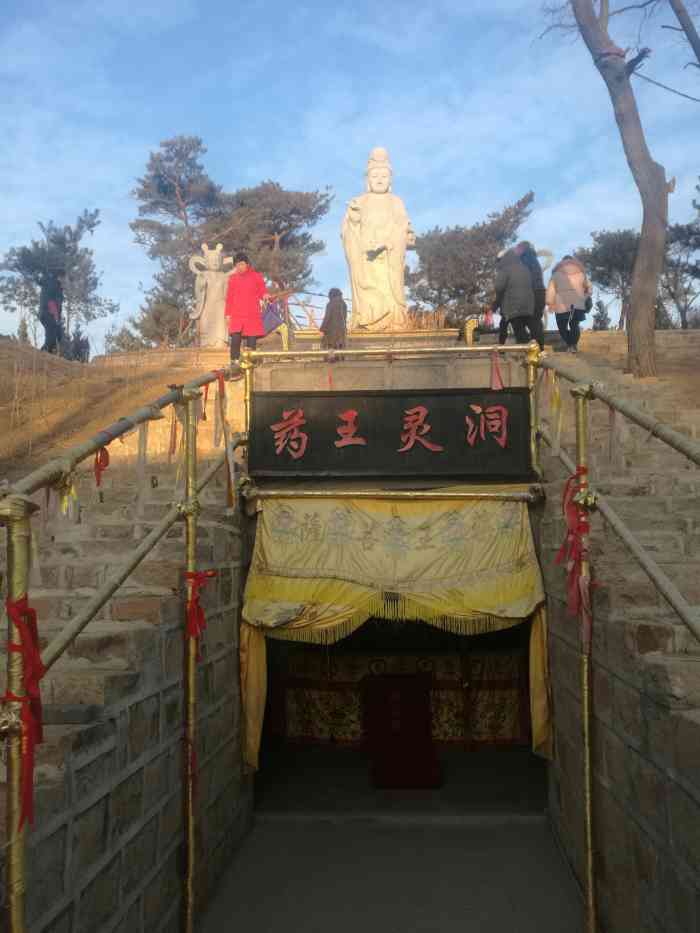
490, 351, 504, 391
555, 468, 591, 618
184, 571, 217, 644
5, 594, 45, 828
93, 447, 110, 487
202, 383, 209, 421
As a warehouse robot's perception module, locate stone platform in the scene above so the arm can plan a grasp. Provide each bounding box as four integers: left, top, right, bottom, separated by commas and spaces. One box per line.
292, 328, 460, 351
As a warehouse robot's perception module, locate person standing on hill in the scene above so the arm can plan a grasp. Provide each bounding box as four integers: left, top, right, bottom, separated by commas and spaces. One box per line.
39, 271, 64, 354
491, 248, 534, 344
546, 255, 592, 354
320, 288, 348, 350
224, 253, 268, 365
516, 241, 545, 350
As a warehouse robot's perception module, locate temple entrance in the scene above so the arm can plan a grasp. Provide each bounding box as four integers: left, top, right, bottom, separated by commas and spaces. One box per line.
255, 619, 546, 820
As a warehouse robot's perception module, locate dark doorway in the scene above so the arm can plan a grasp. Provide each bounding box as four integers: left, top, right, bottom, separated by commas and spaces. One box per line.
255, 619, 546, 820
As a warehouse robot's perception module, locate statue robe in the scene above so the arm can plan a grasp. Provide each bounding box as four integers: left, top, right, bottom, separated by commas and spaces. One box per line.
341, 192, 411, 331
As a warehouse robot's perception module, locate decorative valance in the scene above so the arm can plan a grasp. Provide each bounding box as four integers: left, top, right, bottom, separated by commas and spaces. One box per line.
240, 491, 551, 768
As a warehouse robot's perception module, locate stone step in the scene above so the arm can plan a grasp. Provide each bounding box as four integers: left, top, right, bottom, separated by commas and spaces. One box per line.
0, 619, 158, 669
0, 721, 119, 839
641, 653, 700, 708
596, 497, 687, 532
27, 584, 177, 623
590, 529, 689, 565
0, 656, 140, 713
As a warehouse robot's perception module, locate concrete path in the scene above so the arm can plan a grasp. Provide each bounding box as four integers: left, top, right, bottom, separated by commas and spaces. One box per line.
199, 818, 583, 933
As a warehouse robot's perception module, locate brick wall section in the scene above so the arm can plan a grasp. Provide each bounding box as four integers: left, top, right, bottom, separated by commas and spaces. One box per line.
0, 457, 253, 932
540, 410, 700, 932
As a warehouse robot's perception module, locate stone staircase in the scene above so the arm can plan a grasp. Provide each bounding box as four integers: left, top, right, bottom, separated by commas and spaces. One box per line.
0, 377, 250, 932
540, 338, 700, 932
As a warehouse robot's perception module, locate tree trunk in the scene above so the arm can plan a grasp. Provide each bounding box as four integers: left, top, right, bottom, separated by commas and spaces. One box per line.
669, 0, 700, 68
572, 0, 670, 376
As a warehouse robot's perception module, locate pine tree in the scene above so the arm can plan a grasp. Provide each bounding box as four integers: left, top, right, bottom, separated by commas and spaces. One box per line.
115, 136, 333, 350
592, 300, 611, 331
408, 193, 534, 322
0, 210, 115, 339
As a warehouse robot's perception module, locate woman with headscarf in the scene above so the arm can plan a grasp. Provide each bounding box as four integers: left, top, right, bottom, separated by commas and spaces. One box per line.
320, 288, 348, 350
546, 255, 592, 353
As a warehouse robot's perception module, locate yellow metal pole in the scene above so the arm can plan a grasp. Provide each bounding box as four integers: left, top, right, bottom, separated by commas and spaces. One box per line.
240, 349, 254, 439
464, 319, 478, 346
574, 389, 596, 933
1, 495, 37, 933
182, 390, 200, 933
527, 342, 542, 478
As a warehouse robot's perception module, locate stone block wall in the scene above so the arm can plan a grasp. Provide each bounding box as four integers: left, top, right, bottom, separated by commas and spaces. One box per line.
0, 466, 253, 933
540, 462, 700, 932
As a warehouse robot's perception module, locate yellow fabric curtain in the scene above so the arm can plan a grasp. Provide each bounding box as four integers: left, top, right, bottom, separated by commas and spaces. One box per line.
240, 494, 551, 768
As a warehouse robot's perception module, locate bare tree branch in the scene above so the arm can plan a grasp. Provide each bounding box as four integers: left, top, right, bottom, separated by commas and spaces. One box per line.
669, 0, 700, 67
633, 70, 700, 98
609, 0, 661, 17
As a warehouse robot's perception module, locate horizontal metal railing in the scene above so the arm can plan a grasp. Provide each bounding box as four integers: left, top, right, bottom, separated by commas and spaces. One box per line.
6, 367, 236, 499
537, 355, 700, 470
0, 365, 239, 933
536, 355, 700, 642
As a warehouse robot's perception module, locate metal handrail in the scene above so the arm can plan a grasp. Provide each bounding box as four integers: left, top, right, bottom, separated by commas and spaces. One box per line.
0, 365, 239, 933
41, 442, 242, 672
539, 424, 700, 642
247, 343, 534, 361
4, 366, 235, 498
538, 355, 700, 470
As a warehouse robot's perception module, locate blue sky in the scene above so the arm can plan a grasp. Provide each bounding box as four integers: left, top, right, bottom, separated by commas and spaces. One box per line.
1, 0, 699, 348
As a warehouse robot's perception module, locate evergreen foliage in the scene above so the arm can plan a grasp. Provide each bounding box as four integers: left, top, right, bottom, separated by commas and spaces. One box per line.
0, 210, 117, 339
407, 193, 534, 323
592, 299, 611, 331
110, 136, 332, 351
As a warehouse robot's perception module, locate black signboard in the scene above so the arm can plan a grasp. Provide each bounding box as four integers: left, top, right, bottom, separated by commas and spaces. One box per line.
248, 389, 533, 481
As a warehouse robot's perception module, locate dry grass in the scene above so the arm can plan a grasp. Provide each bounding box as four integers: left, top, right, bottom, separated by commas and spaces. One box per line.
0, 341, 212, 482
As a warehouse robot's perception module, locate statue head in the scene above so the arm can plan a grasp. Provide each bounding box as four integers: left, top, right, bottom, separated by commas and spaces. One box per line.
366, 147, 392, 194
199, 243, 228, 270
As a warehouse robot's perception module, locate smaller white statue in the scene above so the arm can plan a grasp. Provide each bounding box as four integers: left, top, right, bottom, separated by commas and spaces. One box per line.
188, 243, 232, 348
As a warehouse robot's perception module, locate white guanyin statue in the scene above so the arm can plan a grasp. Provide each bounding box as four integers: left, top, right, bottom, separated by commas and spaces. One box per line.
341, 147, 415, 331
188, 243, 233, 348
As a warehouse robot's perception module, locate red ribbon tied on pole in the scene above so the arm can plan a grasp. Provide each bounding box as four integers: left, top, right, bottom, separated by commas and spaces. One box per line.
94, 447, 110, 487
490, 351, 504, 391
4, 595, 45, 828
202, 383, 209, 422
185, 571, 217, 644
555, 468, 590, 619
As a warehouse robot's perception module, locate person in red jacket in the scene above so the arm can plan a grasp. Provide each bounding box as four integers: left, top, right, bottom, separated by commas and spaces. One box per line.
224, 253, 268, 364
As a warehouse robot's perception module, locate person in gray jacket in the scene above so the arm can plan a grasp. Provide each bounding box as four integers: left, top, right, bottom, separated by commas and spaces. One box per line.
491, 248, 534, 344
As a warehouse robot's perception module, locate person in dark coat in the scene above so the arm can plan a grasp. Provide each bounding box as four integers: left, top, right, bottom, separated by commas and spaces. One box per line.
516, 241, 545, 349
39, 272, 64, 354
491, 249, 534, 344
320, 288, 348, 350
